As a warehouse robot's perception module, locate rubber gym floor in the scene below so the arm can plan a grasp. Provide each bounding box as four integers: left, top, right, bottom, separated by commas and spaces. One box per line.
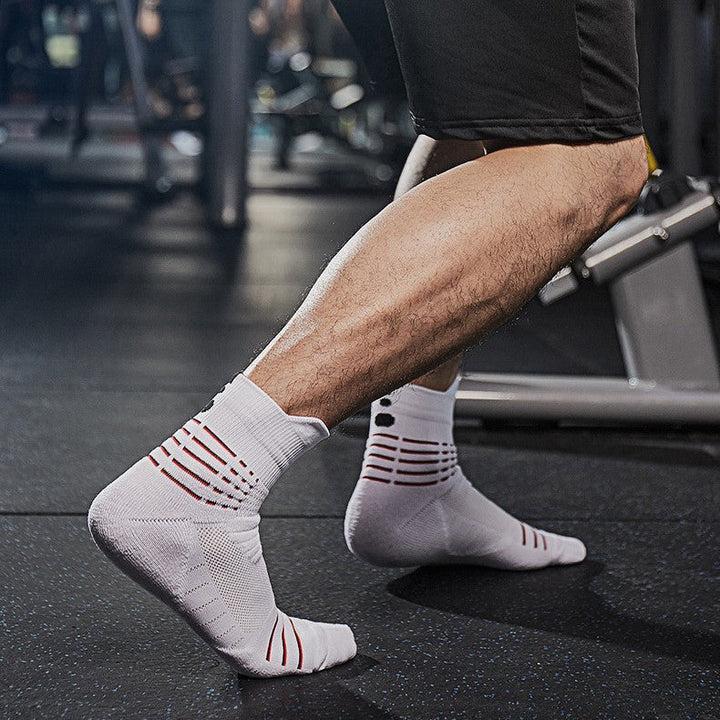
1, 148, 718, 719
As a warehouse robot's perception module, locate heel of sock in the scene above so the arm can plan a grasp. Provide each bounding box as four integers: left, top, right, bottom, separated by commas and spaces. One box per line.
89, 511, 192, 605
88, 463, 198, 603
344, 483, 397, 566
344, 483, 452, 567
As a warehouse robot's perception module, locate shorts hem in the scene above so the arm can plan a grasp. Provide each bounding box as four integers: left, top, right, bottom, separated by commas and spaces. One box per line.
411, 113, 644, 143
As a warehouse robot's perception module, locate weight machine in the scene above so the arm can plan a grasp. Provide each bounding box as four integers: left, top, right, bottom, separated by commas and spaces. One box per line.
457, 172, 720, 425
457, 1, 720, 426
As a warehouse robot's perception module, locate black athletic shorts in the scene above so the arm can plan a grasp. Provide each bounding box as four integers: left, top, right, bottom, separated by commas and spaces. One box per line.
330, 0, 643, 143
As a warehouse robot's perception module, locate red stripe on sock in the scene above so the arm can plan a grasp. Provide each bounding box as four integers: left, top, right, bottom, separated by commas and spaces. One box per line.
366, 463, 393, 473
172, 458, 210, 486
230, 468, 239, 476
266, 615, 279, 661
289, 618, 303, 670
221, 475, 248, 495
362, 475, 391, 484
370, 442, 398, 453
160, 468, 239, 510
183, 446, 219, 474
171, 462, 242, 507
368, 453, 394, 462
203, 426, 237, 457
160, 446, 170, 457
281, 625, 287, 666
533, 529, 538, 549
542, 534, 547, 551
521, 524, 527, 546
160, 468, 203, 500
191, 418, 201, 425
373, 433, 399, 440
148, 455, 159, 467
394, 479, 439, 487
439, 474, 453, 482
396, 465, 454, 476
399, 448, 442, 456
223, 476, 249, 495
402, 437, 440, 446
207, 499, 235, 509
182, 428, 191, 436
398, 457, 443, 465
192, 436, 225, 465
172, 437, 181, 446
218, 474, 241, 490
223, 470, 247, 486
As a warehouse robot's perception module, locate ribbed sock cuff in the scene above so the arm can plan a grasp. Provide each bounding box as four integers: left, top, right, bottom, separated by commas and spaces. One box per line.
374, 377, 459, 425
195, 374, 329, 510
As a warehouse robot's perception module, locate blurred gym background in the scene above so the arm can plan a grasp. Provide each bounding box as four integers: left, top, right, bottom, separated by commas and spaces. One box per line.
0, 0, 418, 231
0, 0, 717, 229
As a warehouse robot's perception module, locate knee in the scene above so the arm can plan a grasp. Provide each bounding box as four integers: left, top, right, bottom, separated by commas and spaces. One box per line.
581, 135, 649, 226
523, 135, 648, 245
486, 134, 647, 230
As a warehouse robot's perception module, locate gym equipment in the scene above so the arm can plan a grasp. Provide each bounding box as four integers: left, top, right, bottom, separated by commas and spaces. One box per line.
456, 171, 720, 425
113, 0, 171, 195
0, 0, 171, 194
0, 0, 250, 226
252, 48, 413, 183
202, 0, 251, 229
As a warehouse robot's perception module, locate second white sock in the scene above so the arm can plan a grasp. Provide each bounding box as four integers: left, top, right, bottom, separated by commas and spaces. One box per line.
345, 380, 587, 569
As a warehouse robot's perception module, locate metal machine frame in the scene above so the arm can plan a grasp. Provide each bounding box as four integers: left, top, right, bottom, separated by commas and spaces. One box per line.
456, 179, 720, 425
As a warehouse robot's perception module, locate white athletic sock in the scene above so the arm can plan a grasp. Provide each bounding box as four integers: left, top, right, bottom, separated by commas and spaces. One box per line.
344, 379, 587, 569
88, 374, 356, 678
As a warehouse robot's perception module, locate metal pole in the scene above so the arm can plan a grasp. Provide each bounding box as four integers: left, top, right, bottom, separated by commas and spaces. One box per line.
115, 0, 154, 125
115, 0, 168, 192
205, 0, 252, 230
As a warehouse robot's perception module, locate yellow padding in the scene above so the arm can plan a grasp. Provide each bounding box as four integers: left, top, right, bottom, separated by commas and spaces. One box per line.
644, 136, 659, 175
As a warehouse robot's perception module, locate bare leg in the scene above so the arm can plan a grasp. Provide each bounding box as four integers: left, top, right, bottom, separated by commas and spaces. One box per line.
403, 136, 572, 391
246, 136, 648, 426
393, 136, 499, 392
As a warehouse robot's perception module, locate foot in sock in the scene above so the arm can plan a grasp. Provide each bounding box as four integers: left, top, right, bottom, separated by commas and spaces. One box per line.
88, 374, 356, 678
344, 380, 587, 569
